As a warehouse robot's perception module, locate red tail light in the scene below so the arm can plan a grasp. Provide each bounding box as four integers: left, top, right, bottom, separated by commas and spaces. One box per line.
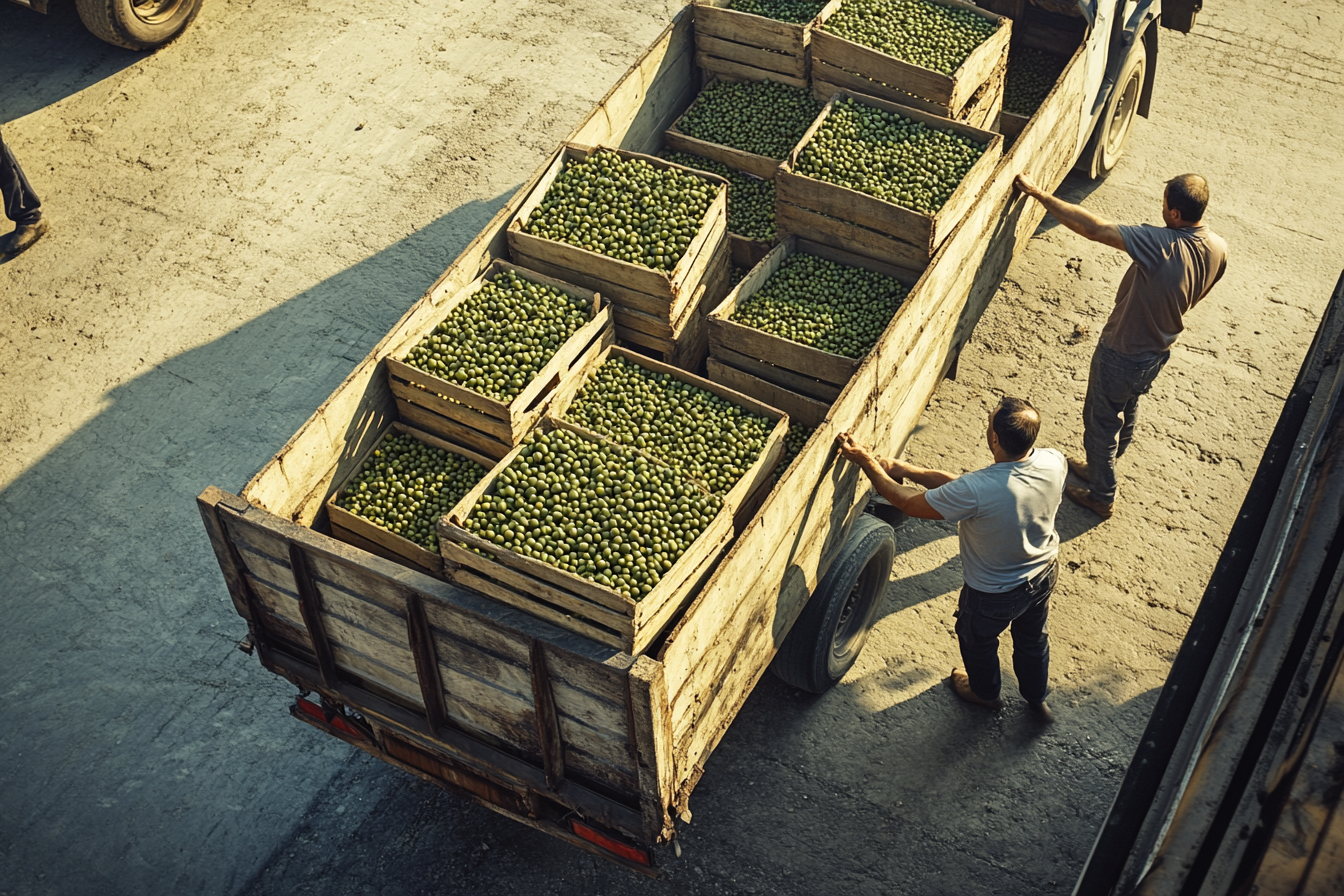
570, 820, 652, 866
293, 696, 370, 741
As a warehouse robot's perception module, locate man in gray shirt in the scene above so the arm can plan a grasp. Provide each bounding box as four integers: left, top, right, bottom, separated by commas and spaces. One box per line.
1015, 173, 1228, 518
839, 398, 1066, 719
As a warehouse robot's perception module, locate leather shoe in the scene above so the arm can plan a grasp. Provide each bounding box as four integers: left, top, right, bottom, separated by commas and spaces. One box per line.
1027, 701, 1056, 724
950, 668, 1002, 710
0, 219, 48, 259
1066, 483, 1113, 519
1067, 456, 1091, 482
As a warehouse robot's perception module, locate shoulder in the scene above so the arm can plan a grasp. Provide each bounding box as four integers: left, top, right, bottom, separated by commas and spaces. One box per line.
1118, 223, 1168, 261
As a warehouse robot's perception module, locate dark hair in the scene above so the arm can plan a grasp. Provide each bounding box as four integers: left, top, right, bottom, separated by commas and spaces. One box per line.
1165, 174, 1209, 223
992, 397, 1040, 457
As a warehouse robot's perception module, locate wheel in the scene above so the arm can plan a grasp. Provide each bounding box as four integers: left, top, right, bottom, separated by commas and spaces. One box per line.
771, 514, 896, 694
1083, 41, 1147, 180
75, 0, 204, 50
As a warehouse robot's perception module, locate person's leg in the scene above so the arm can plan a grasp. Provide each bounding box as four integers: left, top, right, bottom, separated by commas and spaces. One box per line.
1010, 564, 1057, 704
0, 125, 43, 227
955, 584, 1016, 701
1117, 353, 1170, 459
1082, 346, 1131, 504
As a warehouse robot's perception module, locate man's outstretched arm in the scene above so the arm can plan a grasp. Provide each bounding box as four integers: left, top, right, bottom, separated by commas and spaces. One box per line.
837, 434, 945, 520
1016, 173, 1127, 252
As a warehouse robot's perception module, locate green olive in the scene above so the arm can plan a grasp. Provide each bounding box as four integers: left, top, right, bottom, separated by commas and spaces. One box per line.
662, 150, 777, 242
795, 97, 988, 215
336, 432, 488, 552
1004, 46, 1069, 117
773, 422, 817, 478
730, 251, 909, 359
729, 0, 828, 25
821, 0, 1000, 76
676, 79, 824, 161
463, 428, 725, 601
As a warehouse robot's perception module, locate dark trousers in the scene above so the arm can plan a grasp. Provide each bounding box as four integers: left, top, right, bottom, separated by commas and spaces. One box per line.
0, 124, 42, 226
955, 561, 1057, 703
1082, 343, 1170, 503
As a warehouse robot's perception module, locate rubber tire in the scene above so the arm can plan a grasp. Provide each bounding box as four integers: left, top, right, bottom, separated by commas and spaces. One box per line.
770, 514, 896, 694
1083, 41, 1147, 180
75, 0, 204, 50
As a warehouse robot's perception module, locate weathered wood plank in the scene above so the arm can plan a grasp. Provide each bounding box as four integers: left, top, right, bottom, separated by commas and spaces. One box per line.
706, 358, 832, 427
629, 656, 676, 842
696, 52, 809, 90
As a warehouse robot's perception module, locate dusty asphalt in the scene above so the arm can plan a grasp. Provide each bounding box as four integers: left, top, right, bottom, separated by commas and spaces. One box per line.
2, 1, 1342, 894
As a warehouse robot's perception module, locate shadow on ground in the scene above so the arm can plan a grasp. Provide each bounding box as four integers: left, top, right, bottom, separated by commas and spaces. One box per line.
0, 190, 512, 896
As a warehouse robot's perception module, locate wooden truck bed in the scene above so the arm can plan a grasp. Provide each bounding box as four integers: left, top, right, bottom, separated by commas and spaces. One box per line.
198, 7, 1092, 869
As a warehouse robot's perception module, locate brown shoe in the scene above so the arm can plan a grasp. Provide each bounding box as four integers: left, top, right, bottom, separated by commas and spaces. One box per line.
950, 668, 1002, 710
1027, 701, 1056, 724
0, 219, 48, 259
1066, 483, 1113, 519
1067, 456, 1091, 482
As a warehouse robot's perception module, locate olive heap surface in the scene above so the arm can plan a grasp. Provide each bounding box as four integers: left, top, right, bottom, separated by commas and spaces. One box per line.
796, 97, 986, 214
731, 251, 908, 358
676, 79, 824, 161
562, 356, 774, 496
336, 433, 487, 552
1004, 46, 1068, 116
402, 269, 592, 403
823, 0, 999, 75
774, 422, 817, 478
662, 150, 776, 242
729, 0, 828, 24
465, 428, 723, 600
524, 150, 717, 272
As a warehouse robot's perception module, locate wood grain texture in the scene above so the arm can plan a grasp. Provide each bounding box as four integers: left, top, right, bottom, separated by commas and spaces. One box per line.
706, 358, 833, 426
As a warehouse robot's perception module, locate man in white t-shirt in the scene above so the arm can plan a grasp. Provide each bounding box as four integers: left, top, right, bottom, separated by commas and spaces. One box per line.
838, 398, 1067, 720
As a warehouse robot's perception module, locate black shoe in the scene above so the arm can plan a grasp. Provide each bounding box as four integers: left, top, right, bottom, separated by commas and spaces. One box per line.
1027, 701, 1055, 724
1, 219, 48, 259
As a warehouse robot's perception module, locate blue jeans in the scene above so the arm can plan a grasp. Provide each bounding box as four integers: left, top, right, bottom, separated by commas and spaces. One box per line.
0, 125, 42, 226
1082, 343, 1170, 503
954, 561, 1057, 703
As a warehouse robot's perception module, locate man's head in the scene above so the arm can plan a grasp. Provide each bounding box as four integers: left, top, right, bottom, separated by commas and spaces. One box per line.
1163, 174, 1209, 227
987, 397, 1040, 460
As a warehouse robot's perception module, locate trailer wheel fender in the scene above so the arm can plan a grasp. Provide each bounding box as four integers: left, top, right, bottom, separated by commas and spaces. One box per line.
75, 0, 203, 50
770, 514, 896, 694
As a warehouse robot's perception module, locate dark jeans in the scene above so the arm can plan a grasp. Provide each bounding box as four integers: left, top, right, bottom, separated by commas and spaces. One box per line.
1, 124, 42, 226
1082, 343, 1170, 503
955, 561, 1057, 703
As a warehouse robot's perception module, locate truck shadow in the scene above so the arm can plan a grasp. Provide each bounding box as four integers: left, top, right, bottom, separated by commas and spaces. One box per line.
0, 2, 143, 121
0, 190, 512, 896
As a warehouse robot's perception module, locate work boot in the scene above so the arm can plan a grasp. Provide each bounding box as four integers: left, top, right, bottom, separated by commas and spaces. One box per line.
0, 218, 48, 259
1027, 701, 1056, 724
950, 668, 1002, 710
1067, 456, 1091, 482
1066, 484, 1113, 520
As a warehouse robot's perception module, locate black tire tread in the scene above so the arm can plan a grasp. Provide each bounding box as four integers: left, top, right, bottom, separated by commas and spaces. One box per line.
75, 0, 203, 51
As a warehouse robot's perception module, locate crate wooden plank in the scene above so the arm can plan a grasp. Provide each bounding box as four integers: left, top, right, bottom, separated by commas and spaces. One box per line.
546, 345, 789, 519
706, 359, 831, 428
777, 90, 1003, 254
448, 566, 628, 650
812, 54, 1005, 130
385, 375, 516, 443
245, 573, 306, 629
665, 117, 783, 181
709, 345, 842, 402
628, 655, 676, 841
812, 0, 1009, 114
729, 233, 773, 271
394, 397, 512, 462
507, 144, 729, 306
692, 32, 807, 81
775, 200, 932, 272
317, 584, 409, 646
445, 551, 635, 630
696, 52, 809, 91
693, 0, 838, 56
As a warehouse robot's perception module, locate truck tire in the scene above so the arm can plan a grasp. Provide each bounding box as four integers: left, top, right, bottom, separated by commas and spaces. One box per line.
771, 514, 896, 694
75, 0, 203, 50
1083, 40, 1147, 180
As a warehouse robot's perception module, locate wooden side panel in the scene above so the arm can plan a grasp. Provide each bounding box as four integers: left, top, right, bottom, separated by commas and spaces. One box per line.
659, 37, 1091, 801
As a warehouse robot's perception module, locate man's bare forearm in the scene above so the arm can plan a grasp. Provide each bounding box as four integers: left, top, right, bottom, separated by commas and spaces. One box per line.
882, 457, 956, 490
860, 456, 930, 512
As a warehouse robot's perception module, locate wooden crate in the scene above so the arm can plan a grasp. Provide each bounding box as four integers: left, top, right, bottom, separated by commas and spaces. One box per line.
439, 418, 737, 654
813, 52, 1006, 132
730, 233, 772, 271
326, 422, 496, 579
706, 236, 921, 402
811, 0, 1010, 118
664, 75, 797, 181
385, 260, 613, 460
775, 90, 1003, 261
692, 0, 841, 89
507, 143, 729, 349
546, 342, 789, 520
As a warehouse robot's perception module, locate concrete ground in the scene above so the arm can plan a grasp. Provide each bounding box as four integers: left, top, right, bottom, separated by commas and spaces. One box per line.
1, 1, 1341, 894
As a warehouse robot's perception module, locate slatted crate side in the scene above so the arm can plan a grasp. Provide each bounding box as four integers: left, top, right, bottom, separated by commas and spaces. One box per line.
506, 144, 730, 311
811, 0, 1010, 115
691, 0, 842, 88
215, 503, 316, 659
545, 343, 789, 520
324, 421, 497, 579
706, 236, 922, 395
812, 51, 1006, 131
706, 358, 832, 428
664, 75, 795, 181
776, 90, 1004, 255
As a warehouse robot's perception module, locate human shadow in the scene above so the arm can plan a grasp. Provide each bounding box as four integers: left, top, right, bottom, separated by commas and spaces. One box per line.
0, 2, 143, 122
0, 189, 513, 896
